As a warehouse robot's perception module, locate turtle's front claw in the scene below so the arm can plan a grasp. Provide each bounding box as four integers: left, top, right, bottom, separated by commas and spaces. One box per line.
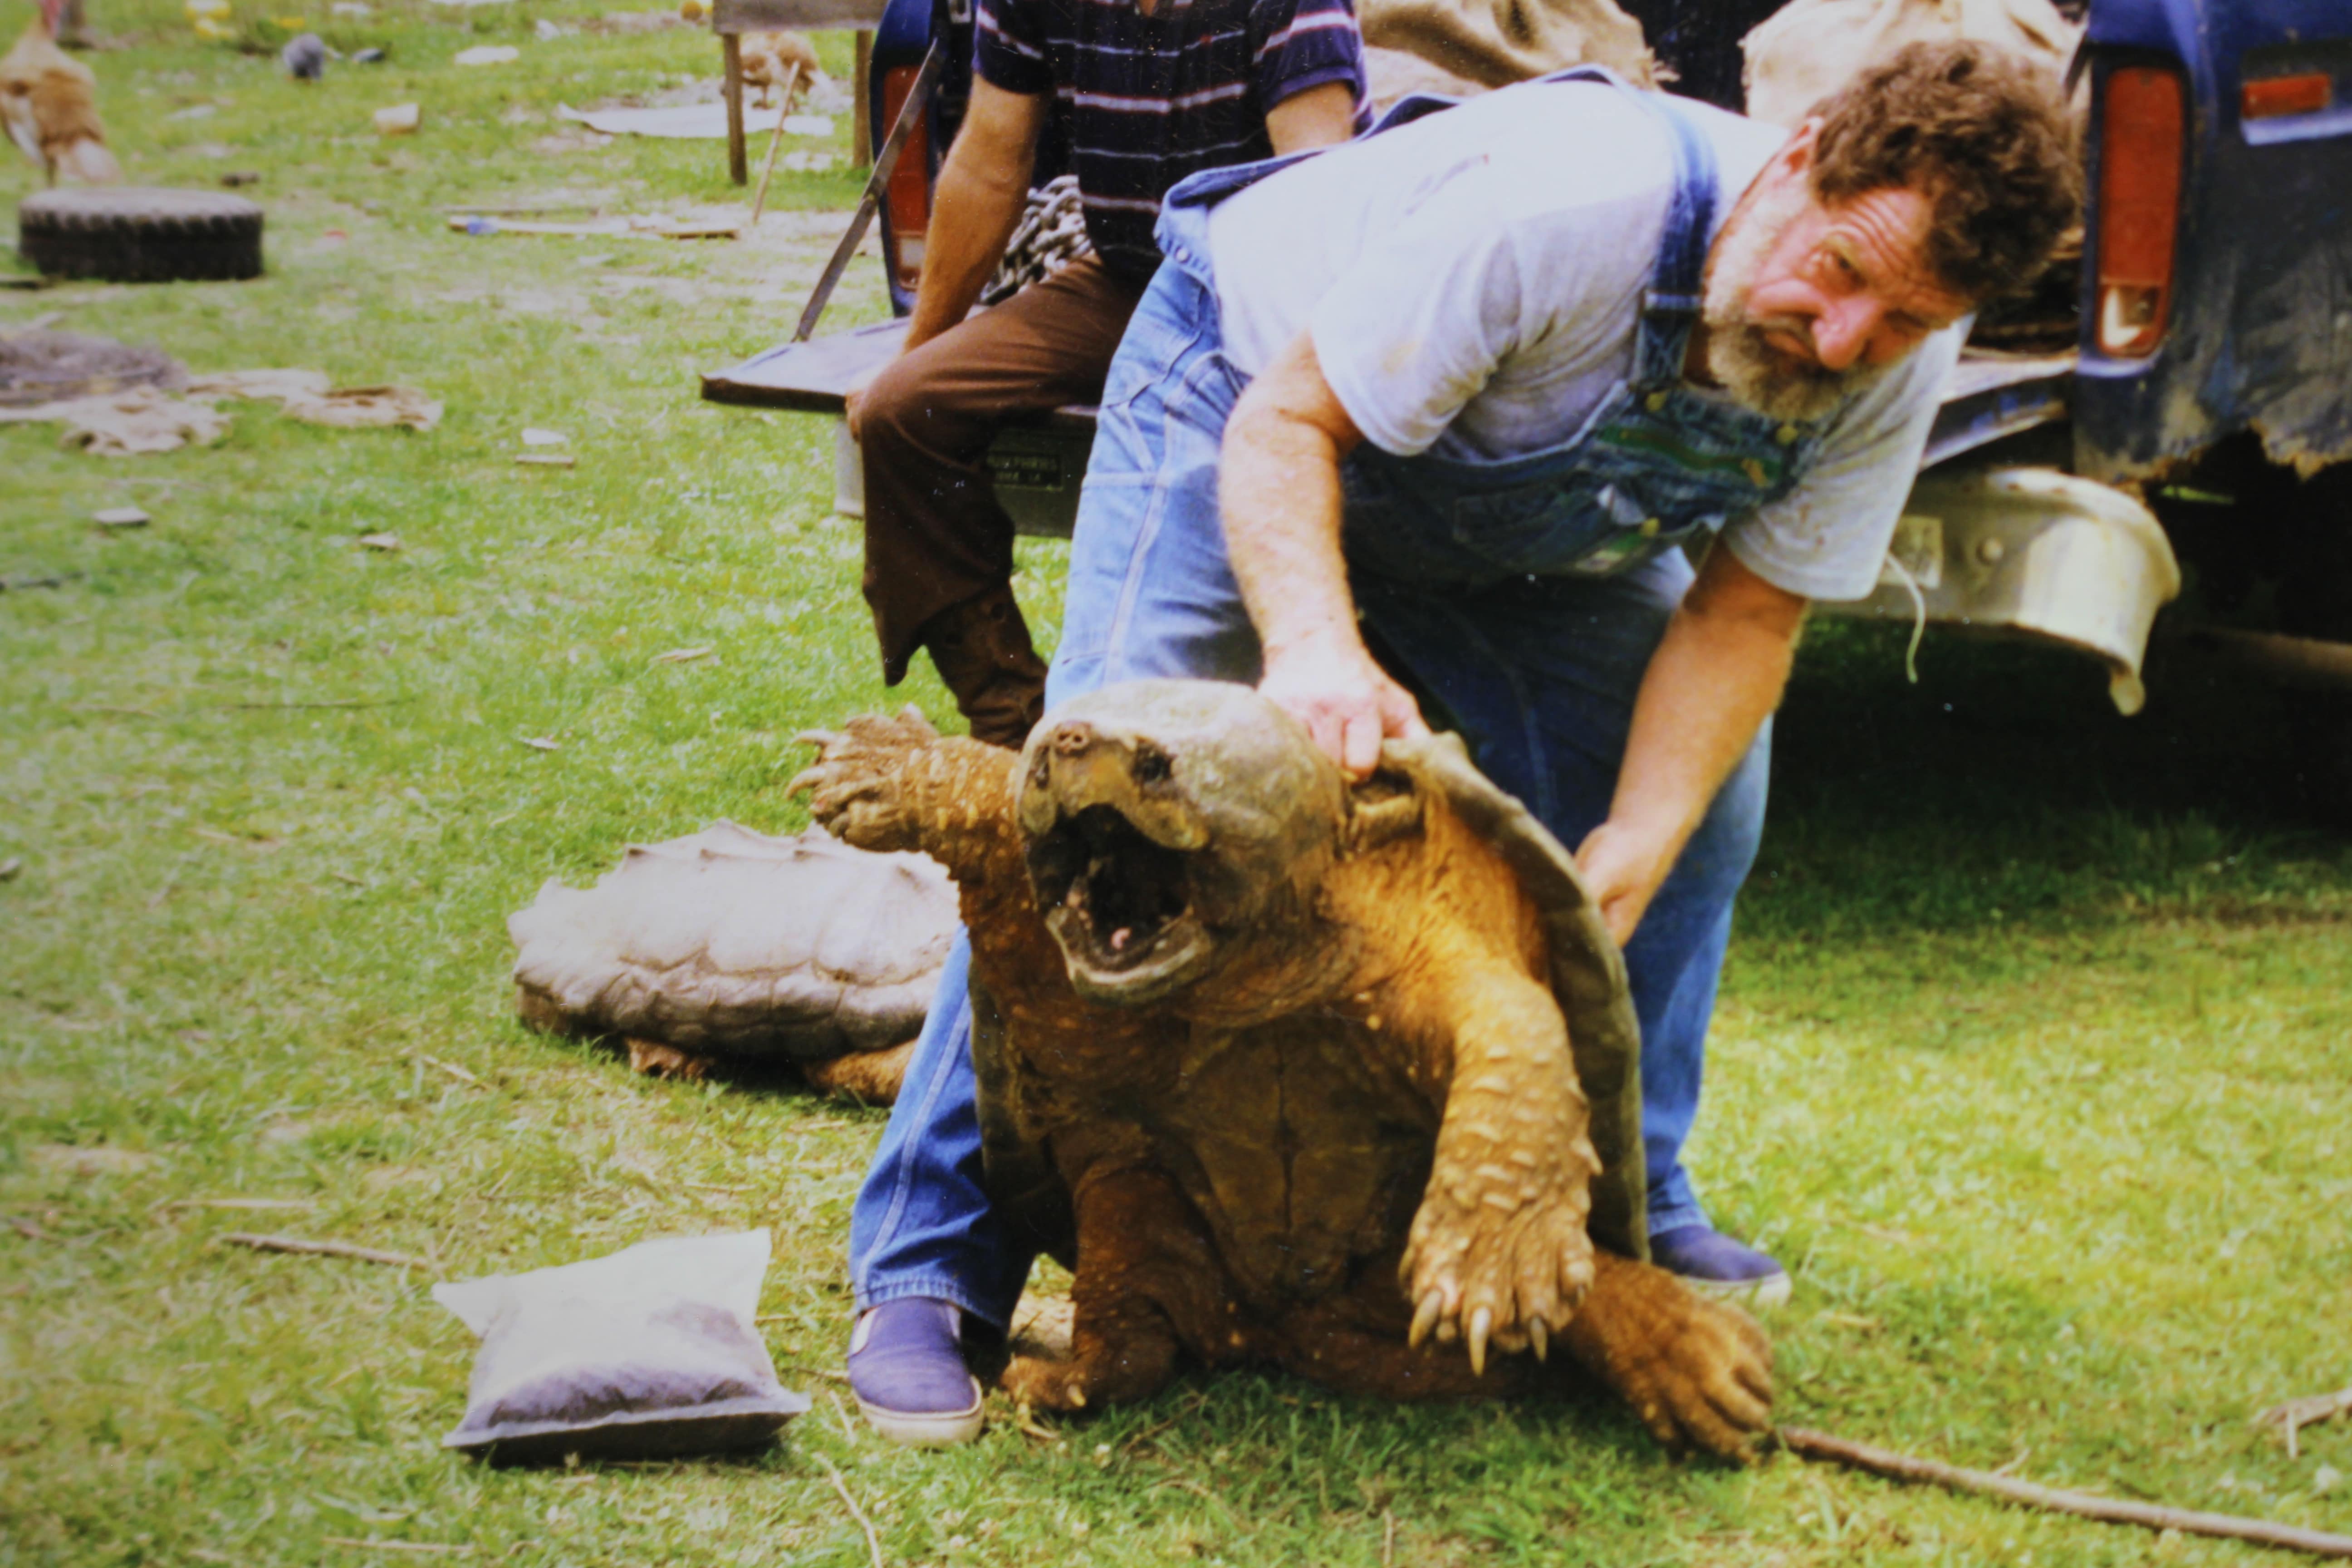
789, 709, 944, 852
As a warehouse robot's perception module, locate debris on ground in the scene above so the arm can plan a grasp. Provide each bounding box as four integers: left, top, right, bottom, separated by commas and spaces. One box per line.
0, 328, 186, 405
373, 101, 418, 135
451, 211, 738, 240
0, 385, 229, 454
452, 44, 518, 66
187, 369, 443, 431
1782, 1426, 2352, 1558
2255, 1385, 2352, 1458
220, 1231, 426, 1268
581, 9, 685, 32
92, 505, 149, 527
357, 531, 400, 550
554, 88, 834, 145
434, 1230, 809, 1465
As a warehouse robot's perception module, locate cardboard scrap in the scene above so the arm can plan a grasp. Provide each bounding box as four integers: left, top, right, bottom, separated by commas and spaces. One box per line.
191, 370, 443, 432
557, 101, 731, 140
0, 387, 229, 456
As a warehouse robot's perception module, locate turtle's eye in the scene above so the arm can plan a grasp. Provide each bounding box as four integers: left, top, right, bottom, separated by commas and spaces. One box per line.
1132, 743, 1172, 787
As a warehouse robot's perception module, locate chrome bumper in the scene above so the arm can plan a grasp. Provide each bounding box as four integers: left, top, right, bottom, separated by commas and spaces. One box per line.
1820, 465, 2183, 715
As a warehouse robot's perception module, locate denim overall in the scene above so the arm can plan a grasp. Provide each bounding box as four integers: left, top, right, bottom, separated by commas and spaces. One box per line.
852, 71, 1806, 1326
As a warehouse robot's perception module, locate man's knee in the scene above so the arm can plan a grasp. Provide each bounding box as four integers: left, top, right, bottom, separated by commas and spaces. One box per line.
858, 351, 936, 456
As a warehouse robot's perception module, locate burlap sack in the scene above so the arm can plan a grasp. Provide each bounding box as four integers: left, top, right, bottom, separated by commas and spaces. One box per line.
1741, 0, 2077, 126
1357, 0, 1654, 92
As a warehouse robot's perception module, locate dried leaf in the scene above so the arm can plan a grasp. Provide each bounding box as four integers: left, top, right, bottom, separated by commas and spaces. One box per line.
651, 646, 714, 666
358, 532, 402, 551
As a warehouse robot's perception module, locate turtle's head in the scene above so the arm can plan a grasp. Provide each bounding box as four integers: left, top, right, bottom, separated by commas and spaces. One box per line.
1017, 680, 1346, 1008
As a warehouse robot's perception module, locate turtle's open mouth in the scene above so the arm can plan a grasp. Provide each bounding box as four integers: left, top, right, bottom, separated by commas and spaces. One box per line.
1027, 803, 1218, 1003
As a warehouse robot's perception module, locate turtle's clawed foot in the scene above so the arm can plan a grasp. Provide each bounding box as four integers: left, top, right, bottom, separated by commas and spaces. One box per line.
789, 706, 941, 852
1001, 1353, 1094, 1415
1566, 1255, 1774, 1462
1400, 1175, 1595, 1376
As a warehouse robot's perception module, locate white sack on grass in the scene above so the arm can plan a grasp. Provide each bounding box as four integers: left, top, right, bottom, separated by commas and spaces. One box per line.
435, 1230, 810, 1465
1742, 0, 2078, 127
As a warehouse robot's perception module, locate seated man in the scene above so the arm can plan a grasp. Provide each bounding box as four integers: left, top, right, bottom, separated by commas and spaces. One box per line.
848, 40, 2077, 1444
847, 0, 1365, 748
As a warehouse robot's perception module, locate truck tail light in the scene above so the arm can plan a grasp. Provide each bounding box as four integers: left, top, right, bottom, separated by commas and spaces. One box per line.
880, 64, 932, 294
2094, 64, 2185, 358
2242, 71, 2332, 121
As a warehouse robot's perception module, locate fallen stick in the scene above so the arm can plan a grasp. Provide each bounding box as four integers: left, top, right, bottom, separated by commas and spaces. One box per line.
320, 1541, 470, 1556
814, 1454, 884, 1568
1780, 1427, 2352, 1559
220, 1233, 428, 1270
748, 63, 805, 230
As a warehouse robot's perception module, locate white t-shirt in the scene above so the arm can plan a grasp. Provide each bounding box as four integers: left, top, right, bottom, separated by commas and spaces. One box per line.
1203, 79, 1964, 603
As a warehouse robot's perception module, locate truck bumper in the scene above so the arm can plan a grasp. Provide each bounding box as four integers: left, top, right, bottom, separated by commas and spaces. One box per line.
1818, 465, 2182, 715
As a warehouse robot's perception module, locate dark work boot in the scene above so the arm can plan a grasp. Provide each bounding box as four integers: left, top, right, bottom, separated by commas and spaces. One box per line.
920, 587, 1048, 750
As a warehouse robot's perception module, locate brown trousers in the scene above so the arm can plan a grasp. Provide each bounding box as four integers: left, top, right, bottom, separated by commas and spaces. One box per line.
859, 254, 1148, 683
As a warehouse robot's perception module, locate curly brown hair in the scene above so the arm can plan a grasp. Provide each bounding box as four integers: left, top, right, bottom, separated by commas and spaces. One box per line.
1808, 39, 2080, 302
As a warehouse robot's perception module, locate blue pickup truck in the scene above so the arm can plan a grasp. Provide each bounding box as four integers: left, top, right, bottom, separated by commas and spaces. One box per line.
703, 0, 2352, 729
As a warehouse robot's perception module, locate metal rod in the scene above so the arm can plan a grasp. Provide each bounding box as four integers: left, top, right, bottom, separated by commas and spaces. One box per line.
792, 38, 944, 343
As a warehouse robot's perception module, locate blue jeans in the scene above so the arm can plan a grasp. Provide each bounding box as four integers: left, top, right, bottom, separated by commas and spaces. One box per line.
849, 260, 1768, 1326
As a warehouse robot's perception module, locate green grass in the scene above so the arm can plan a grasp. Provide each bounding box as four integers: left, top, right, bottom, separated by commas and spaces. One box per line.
6, 5, 2352, 1562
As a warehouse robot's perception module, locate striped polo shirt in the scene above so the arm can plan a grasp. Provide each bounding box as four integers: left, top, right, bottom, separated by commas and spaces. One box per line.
975, 0, 1366, 282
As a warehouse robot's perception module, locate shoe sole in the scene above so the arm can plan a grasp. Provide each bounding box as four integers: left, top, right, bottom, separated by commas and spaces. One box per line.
855, 1381, 986, 1447
1677, 1271, 1792, 1310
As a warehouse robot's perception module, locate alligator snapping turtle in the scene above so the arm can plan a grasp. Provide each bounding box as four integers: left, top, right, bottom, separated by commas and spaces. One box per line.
508, 821, 956, 1100
794, 680, 1772, 1456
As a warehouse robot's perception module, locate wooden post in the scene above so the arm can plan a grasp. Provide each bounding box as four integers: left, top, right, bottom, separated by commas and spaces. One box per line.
723, 31, 749, 185
853, 28, 873, 166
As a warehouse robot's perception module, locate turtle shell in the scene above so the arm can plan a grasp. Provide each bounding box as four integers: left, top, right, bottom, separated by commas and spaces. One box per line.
509, 821, 956, 1062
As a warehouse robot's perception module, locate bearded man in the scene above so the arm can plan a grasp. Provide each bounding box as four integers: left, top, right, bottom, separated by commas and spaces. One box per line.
847, 39, 2077, 1443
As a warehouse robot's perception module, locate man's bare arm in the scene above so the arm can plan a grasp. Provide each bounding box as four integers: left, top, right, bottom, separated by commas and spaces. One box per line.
1264, 80, 1356, 154
902, 79, 1049, 349
1220, 330, 1427, 778
1574, 547, 1807, 946
845, 80, 1045, 437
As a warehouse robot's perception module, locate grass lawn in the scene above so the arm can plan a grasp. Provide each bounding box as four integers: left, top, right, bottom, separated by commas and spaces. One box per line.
5, 3, 2352, 1562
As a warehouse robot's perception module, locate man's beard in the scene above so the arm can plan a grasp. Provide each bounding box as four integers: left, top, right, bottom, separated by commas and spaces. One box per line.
1700, 181, 1891, 425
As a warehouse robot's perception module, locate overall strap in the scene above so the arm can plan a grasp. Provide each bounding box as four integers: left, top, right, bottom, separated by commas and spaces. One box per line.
1627, 89, 1720, 390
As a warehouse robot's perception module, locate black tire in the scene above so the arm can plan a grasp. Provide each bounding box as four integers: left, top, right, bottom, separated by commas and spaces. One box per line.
16, 187, 264, 283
